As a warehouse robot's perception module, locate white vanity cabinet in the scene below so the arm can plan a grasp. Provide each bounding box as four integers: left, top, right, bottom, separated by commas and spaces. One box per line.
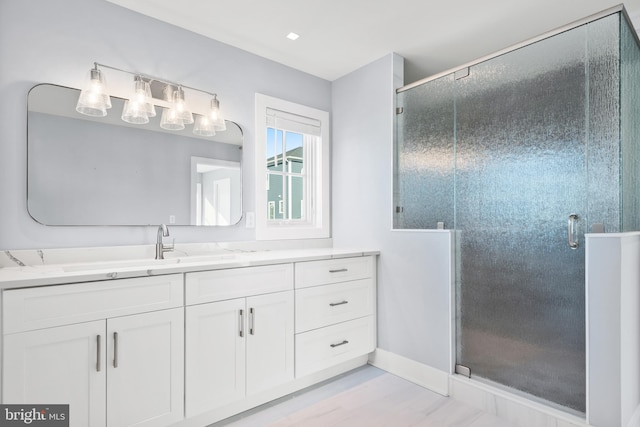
0, 249, 378, 427
2, 274, 185, 427
3, 320, 107, 427
184, 264, 294, 417
294, 256, 376, 377
105, 308, 184, 427
244, 291, 295, 395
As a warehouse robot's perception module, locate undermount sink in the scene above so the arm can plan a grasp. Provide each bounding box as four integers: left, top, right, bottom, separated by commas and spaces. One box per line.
173, 253, 239, 263
59, 253, 239, 273
60, 258, 180, 272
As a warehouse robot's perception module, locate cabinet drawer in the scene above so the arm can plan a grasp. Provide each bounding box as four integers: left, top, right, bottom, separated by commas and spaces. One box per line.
3, 274, 183, 334
294, 256, 374, 289
295, 316, 375, 377
295, 279, 374, 333
185, 264, 293, 305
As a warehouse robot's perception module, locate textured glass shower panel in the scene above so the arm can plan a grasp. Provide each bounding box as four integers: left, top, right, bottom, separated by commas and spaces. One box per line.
588, 15, 621, 233
394, 75, 454, 229
620, 15, 640, 231
455, 26, 588, 412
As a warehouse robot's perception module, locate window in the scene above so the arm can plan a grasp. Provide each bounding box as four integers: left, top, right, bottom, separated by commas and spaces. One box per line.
255, 94, 329, 240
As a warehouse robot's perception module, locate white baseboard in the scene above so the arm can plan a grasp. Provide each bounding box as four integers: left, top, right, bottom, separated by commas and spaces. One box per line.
368, 349, 590, 427
367, 348, 449, 396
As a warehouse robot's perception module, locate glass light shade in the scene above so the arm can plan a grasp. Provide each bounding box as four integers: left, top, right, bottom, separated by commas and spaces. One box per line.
193, 115, 216, 136
121, 76, 155, 124
160, 107, 185, 131
173, 87, 194, 124
76, 67, 112, 117
132, 77, 156, 117
121, 99, 149, 124
209, 97, 226, 131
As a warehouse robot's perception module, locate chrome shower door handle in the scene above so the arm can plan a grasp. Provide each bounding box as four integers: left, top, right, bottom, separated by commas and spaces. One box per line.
568, 214, 579, 249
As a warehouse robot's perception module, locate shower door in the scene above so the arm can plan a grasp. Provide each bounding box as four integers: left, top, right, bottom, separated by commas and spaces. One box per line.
455, 26, 589, 412
393, 11, 624, 413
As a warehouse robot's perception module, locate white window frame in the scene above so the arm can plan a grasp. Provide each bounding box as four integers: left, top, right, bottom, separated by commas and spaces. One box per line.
255, 93, 330, 240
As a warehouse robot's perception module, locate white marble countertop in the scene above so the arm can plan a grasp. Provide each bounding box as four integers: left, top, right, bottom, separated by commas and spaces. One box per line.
0, 247, 379, 289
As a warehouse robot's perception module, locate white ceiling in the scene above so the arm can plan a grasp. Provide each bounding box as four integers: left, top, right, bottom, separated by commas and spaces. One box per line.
106, 0, 640, 84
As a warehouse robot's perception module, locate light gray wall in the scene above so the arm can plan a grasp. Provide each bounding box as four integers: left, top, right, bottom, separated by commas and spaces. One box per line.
0, 0, 330, 249
2, 0, 452, 375
332, 53, 452, 371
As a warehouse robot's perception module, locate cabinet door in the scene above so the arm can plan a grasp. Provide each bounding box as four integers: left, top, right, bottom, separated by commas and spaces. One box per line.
106, 308, 184, 427
246, 291, 294, 395
185, 298, 246, 416
3, 320, 106, 427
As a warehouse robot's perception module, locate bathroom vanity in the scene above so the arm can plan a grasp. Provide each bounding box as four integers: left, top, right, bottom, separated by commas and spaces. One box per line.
0, 247, 377, 427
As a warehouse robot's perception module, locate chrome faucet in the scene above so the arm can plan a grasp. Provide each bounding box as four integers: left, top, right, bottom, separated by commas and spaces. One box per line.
155, 224, 174, 260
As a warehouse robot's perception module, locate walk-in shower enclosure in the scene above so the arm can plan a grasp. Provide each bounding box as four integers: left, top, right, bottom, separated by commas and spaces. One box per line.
394, 7, 640, 413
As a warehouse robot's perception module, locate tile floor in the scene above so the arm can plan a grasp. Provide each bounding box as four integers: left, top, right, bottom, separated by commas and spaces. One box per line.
211, 365, 518, 427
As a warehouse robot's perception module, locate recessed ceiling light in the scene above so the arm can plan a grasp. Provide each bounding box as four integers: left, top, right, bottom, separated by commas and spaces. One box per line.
286, 32, 300, 41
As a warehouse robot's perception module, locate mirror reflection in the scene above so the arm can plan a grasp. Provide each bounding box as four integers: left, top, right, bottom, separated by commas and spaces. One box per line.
27, 84, 243, 226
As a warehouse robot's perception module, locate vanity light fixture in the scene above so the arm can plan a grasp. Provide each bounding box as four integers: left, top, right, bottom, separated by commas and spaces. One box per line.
121, 75, 156, 124
160, 85, 186, 131
193, 114, 215, 136
76, 62, 225, 136
160, 105, 186, 131
209, 95, 226, 131
76, 64, 111, 117
122, 98, 149, 124
192, 95, 226, 136
172, 86, 194, 124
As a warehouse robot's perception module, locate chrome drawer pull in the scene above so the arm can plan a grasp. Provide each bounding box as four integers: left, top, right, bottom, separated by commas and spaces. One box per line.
96, 335, 101, 372
330, 340, 349, 348
329, 300, 349, 307
239, 309, 244, 338
249, 308, 255, 335
329, 268, 348, 273
113, 332, 118, 368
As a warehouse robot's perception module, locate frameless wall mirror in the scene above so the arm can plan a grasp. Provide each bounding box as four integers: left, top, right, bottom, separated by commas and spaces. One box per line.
27, 84, 243, 226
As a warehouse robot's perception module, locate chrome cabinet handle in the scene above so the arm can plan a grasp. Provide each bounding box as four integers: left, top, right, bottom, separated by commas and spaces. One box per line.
96, 335, 101, 372
113, 332, 119, 368
329, 268, 348, 273
330, 340, 349, 348
249, 308, 255, 335
329, 300, 349, 307
239, 309, 244, 338
568, 214, 579, 249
